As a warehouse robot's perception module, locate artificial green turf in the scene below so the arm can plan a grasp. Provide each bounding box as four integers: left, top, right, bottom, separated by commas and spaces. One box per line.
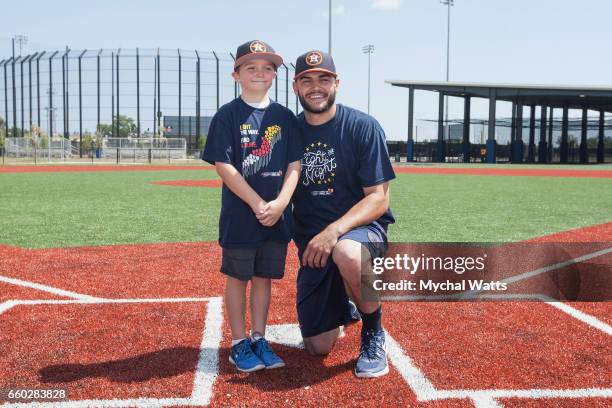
0, 169, 610, 248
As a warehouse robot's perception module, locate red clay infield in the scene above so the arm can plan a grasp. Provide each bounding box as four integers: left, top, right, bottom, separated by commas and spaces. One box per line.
0, 223, 610, 406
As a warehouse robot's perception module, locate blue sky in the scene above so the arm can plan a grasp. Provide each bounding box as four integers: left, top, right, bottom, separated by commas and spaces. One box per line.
2, 0, 611, 140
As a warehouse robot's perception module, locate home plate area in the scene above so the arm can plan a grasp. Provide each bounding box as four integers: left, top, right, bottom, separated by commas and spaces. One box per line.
0, 242, 611, 407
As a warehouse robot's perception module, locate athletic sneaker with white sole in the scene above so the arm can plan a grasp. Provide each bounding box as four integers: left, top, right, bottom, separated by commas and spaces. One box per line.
251, 337, 285, 369
229, 339, 265, 372
355, 329, 389, 378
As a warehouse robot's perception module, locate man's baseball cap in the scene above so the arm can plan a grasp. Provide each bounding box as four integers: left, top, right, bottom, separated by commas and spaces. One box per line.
234, 40, 283, 70
294, 50, 337, 80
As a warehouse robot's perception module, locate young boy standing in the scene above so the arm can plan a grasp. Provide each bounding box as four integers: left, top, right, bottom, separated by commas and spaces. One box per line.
202, 40, 302, 372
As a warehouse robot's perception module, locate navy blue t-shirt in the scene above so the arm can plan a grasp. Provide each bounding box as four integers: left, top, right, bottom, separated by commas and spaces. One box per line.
202, 98, 303, 248
293, 104, 395, 245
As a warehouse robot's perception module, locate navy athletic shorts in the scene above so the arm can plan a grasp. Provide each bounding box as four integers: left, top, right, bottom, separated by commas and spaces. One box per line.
296, 223, 388, 338
221, 241, 288, 281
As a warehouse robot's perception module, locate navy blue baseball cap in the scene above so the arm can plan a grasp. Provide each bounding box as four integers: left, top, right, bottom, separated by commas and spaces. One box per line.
294, 50, 337, 80
234, 40, 283, 70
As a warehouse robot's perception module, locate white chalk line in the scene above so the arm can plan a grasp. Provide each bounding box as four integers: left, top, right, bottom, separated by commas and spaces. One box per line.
191, 296, 224, 406
386, 329, 612, 404
0, 275, 102, 301
0, 297, 224, 407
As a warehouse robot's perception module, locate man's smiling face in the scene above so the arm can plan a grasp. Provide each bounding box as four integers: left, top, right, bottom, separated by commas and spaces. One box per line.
293, 72, 339, 114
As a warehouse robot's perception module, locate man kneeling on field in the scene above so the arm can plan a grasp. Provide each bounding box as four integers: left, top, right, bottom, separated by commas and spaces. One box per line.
291, 50, 395, 378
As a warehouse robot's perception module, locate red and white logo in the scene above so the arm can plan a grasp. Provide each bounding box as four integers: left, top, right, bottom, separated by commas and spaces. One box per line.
250, 41, 267, 53
305, 51, 323, 66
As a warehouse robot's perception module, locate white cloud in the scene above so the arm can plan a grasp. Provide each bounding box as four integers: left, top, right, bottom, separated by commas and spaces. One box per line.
371, 0, 403, 10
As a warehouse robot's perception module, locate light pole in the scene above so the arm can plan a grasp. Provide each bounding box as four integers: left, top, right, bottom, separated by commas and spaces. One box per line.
329, 0, 332, 55
440, 0, 453, 141
362, 44, 374, 114
14, 35, 28, 56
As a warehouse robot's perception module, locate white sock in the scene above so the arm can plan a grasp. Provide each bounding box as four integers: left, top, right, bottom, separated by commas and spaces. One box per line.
252, 332, 264, 341
231, 338, 247, 346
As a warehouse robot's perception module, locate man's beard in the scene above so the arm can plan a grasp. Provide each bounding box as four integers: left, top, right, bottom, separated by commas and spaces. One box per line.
298, 89, 336, 114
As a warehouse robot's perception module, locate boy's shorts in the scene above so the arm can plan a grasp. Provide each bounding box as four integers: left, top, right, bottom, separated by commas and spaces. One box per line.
221, 241, 288, 281
296, 223, 387, 338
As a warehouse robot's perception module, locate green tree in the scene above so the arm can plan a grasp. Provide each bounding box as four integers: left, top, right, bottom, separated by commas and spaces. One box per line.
96, 115, 137, 138
198, 135, 207, 150
0, 117, 5, 137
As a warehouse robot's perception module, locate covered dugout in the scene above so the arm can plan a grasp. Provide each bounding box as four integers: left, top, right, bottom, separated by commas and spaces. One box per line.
387, 80, 612, 164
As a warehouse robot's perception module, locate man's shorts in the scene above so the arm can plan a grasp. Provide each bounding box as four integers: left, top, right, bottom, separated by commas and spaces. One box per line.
296, 223, 388, 338
221, 241, 288, 281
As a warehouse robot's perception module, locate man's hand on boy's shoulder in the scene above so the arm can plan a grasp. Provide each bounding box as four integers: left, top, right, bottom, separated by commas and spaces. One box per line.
256, 199, 286, 227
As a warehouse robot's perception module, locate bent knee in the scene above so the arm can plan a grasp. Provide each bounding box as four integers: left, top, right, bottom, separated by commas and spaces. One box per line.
303, 331, 339, 356
332, 240, 363, 272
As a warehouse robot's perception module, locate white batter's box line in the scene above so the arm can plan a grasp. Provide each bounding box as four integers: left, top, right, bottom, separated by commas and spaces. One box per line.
4, 297, 217, 307
0, 296, 225, 408
386, 328, 612, 405
432, 387, 612, 401
0, 275, 103, 301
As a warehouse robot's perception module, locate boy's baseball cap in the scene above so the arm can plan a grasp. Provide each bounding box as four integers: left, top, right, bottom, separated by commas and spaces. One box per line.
234, 40, 283, 70
294, 50, 337, 80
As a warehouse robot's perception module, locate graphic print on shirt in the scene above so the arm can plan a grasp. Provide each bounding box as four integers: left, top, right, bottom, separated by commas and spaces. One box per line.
302, 141, 336, 196
241, 123, 283, 178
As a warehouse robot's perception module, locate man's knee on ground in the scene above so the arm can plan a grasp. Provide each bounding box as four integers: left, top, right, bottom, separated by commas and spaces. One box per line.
303, 329, 339, 356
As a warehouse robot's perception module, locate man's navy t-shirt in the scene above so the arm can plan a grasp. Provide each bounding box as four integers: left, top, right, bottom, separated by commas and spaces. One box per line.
293, 104, 395, 246
202, 98, 303, 248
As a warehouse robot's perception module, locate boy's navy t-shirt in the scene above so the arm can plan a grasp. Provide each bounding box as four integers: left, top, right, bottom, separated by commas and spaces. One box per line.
202, 98, 303, 249
293, 104, 395, 246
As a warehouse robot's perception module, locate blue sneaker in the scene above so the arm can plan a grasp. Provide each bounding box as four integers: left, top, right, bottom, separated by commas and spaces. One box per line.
251, 337, 285, 369
229, 339, 265, 372
355, 329, 389, 378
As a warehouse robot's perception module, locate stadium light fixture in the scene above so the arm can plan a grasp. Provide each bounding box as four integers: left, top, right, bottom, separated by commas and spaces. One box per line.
362, 44, 374, 114
14, 35, 28, 56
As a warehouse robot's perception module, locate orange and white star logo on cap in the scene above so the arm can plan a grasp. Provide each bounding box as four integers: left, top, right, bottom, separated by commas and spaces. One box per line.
306, 51, 323, 66
250, 41, 267, 53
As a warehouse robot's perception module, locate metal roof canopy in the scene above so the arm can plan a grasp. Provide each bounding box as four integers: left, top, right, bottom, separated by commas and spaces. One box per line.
385, 80, 609, 164
386, 80, 612, 112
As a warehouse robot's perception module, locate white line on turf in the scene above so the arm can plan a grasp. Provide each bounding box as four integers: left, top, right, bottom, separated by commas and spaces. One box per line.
544, 300, 612, 335
381, 246, 612, 302
0, 297, 223, 408
191, 296, 224, 406
433, 387, 612, 400
384, 331, 438, 401
0, 275, 102, 300
471, 394, 504, 408
266, 323, 305, 349
499, 246, 612, 286
0, 300, 17, 315
9, 297, 213, 306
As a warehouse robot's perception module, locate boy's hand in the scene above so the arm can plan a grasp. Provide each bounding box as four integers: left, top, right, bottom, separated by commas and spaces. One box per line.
251, 199, 267, 219
257, 199, 286, 227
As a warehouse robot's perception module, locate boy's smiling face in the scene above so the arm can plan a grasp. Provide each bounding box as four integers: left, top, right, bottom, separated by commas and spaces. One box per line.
232, 60, 277, 96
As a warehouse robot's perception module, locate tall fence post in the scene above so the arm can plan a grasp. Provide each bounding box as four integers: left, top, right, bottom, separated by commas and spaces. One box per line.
78, 50, 87, 158
212, 51, 219, 110
48, 51, 59, 138
195, 50, 200, 153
